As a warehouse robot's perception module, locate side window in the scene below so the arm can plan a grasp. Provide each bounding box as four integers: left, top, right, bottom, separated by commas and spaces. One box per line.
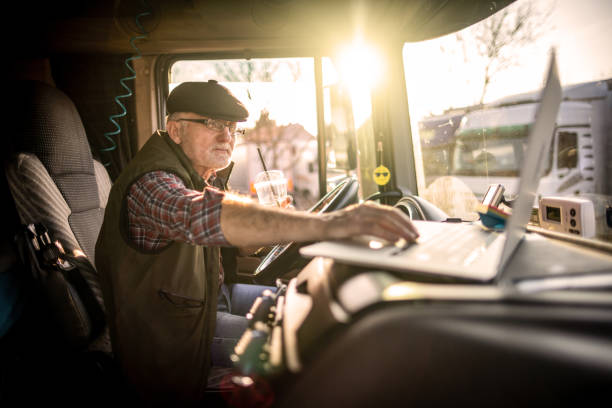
557, 131, 578, 169
169, 58, 320, 210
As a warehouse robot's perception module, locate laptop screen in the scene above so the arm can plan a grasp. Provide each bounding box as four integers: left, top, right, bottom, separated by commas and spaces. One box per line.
497, 50, 563, 273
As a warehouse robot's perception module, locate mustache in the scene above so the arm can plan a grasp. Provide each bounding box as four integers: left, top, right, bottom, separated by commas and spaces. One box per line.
213, 144, 233, 151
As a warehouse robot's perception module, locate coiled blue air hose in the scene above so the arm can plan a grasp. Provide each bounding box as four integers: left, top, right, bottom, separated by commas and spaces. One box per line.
101, 4, 151, 166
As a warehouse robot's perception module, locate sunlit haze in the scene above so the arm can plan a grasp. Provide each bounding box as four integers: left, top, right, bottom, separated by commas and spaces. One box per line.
333, 40, 383, 128
169, 0, 611, 158
403, 0, 612, 122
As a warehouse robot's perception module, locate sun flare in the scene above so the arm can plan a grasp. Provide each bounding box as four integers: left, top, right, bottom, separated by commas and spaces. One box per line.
335, 41, 384, 91
333, 40, 384, 128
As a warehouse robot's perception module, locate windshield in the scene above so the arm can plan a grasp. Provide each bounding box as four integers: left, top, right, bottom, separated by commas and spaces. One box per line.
404, 0, 612, 243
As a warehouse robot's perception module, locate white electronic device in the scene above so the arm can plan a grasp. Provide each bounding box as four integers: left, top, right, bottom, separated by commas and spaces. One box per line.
539, 196, 595, 238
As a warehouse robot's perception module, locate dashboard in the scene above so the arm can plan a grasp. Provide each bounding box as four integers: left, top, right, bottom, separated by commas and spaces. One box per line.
231, 216, 612, 407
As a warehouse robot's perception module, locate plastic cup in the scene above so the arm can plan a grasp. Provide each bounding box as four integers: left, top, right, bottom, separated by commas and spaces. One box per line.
254, 170, 287, 206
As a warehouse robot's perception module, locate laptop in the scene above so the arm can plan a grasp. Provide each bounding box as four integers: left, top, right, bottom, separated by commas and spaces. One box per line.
300, 50, 563, 282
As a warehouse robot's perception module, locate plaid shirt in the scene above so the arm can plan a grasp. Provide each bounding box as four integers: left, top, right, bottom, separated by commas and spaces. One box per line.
127, 170, 229, 283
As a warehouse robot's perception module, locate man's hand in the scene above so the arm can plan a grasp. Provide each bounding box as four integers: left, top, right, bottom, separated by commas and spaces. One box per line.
279, 195, 293, 209
320, 201, 419, 243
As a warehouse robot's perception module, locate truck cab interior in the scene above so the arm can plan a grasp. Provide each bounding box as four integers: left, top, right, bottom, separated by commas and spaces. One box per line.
2, 0, 611, 407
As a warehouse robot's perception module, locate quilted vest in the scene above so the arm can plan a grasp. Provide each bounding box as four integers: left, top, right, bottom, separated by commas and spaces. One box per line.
95, 131, 220, 405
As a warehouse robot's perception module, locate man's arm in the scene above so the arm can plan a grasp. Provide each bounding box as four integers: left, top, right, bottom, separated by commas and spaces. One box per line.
220, 193, 419, 248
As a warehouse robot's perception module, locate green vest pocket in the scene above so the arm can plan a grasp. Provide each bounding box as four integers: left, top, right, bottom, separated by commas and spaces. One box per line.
158, 289, 205, 309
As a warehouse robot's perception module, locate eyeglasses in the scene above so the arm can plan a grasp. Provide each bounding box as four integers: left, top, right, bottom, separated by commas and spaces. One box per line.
175, 118, 245, 137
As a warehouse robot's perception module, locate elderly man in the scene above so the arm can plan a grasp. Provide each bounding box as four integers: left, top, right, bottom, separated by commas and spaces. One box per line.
95, 80, 418, 405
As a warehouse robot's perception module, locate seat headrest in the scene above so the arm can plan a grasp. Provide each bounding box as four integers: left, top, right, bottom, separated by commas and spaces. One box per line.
12, 80, 94, 177
9, 80, 103, 261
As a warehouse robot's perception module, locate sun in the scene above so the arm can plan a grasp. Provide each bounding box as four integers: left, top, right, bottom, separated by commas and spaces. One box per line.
332, 40, 385, 128
335, 40, 384, 91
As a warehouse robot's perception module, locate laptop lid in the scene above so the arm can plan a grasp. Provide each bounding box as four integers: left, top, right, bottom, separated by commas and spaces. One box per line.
496, 49, 562, 273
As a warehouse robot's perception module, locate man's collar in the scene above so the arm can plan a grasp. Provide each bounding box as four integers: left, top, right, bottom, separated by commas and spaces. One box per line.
205, 171, 217, 186
158, 130, 206, 188
211, 161, 234, 190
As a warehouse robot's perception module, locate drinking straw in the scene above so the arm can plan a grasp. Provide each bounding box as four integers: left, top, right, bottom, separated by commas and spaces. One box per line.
257, 147, 281, 207
257, 147, 269, 173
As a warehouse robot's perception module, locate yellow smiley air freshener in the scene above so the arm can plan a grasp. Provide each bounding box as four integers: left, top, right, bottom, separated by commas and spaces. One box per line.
373, 165, 390, 186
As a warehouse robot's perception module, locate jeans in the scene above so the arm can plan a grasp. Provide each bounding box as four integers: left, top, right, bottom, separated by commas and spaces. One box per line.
211, 283, 275, 367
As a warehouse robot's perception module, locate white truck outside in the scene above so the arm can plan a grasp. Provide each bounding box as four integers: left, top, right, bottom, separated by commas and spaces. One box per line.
451, 79, 611, 200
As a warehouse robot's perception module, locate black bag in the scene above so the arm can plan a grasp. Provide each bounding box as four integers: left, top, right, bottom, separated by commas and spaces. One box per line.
15, 223, 106, 349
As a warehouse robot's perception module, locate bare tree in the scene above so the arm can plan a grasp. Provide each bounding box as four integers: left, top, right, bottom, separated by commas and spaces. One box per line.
213, 60, 303, 83
214, 61, 274, 83
454, 0, 553, 104
214, 60, 314, 171
241, 110, 314, 171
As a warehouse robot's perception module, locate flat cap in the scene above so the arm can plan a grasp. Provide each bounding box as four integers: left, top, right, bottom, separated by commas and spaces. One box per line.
167, 80, 248, 122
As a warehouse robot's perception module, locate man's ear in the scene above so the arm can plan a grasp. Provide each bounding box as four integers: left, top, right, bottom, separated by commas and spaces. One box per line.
167, 120, 182, 144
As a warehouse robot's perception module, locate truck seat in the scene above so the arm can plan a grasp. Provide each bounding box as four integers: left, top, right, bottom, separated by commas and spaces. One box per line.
1, 80, 126, 406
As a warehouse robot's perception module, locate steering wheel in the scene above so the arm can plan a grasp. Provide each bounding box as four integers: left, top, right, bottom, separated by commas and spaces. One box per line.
252, 177, 360, 284
394, 195, 448, 221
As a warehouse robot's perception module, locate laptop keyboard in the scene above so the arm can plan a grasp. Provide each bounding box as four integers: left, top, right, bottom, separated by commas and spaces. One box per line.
393, 223, 489, 266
